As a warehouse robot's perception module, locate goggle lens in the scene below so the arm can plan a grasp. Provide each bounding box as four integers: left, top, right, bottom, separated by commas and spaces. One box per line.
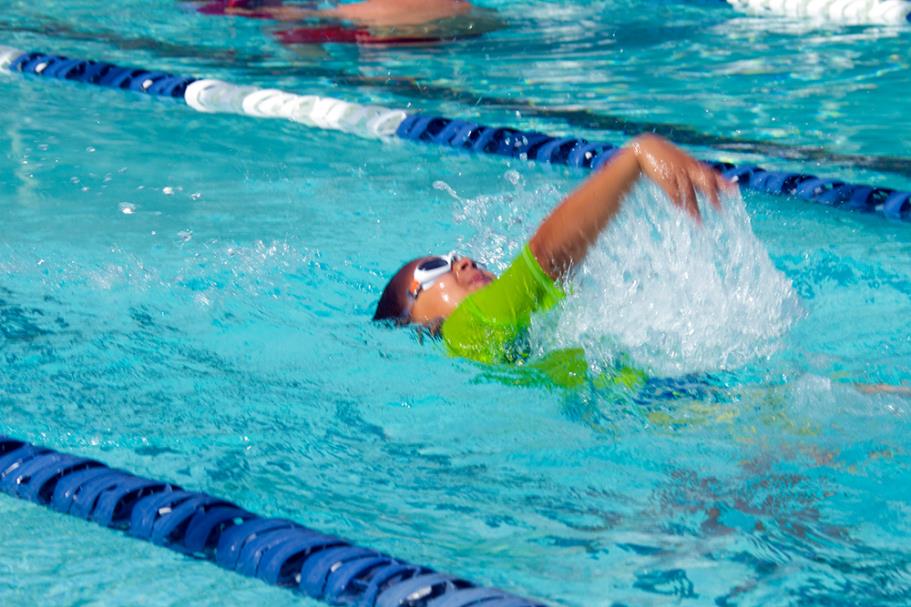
417, 257, 451, 272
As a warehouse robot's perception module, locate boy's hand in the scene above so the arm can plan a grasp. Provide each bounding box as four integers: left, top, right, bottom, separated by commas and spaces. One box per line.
632, 134, 734, 222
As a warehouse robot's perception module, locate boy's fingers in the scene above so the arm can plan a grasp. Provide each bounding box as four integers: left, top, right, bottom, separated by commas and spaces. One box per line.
693, 167, 722, 209
658, 177, 682, 210
716, 172, 736, 192
677, 173, 700, 222
706, 184, 721, 210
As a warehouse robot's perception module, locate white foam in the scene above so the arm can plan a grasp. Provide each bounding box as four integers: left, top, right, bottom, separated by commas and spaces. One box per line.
541, 181, 801, 375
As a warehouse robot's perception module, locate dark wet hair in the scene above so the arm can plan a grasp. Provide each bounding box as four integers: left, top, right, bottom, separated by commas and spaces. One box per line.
373, 258, 422, 323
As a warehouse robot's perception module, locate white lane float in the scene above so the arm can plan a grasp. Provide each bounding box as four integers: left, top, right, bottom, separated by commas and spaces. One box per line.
725, 0, 911, 25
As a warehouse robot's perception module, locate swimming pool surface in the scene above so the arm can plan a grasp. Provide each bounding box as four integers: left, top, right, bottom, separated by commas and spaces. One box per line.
1, 0, 910, 605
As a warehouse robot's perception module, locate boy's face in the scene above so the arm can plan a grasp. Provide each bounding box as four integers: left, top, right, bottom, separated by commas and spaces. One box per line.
408, 256, 494, 325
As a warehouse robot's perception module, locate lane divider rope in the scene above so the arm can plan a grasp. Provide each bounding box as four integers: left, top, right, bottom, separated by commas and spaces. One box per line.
722, 0, 911, 25
2, 44, 909, 221
0, 435, 546, 607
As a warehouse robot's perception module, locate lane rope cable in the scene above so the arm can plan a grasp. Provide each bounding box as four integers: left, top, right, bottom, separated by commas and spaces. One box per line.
1, 45, 909, 221
0, 435, 547, 607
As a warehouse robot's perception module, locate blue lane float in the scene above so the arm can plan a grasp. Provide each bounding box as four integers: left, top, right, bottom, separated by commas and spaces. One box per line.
395, 114, 911, 220
1, 44, 909, 222
0, 435, 546, 607
8, 50, 196, 98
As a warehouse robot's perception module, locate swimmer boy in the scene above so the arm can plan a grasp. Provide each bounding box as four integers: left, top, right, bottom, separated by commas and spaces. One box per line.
373, 135, 730, 365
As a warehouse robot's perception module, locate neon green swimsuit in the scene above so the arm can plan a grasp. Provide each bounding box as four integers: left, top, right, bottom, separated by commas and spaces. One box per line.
441, 244, 563, 364
440, 244, 647, 390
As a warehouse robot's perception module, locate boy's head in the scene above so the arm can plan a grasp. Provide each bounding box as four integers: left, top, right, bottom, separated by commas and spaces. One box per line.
373, 254, 494, 326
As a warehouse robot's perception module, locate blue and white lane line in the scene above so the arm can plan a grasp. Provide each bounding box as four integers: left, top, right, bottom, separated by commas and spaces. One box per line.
722, 0, 911, 25
1, 44, 909, 220
0, 435, 548, 607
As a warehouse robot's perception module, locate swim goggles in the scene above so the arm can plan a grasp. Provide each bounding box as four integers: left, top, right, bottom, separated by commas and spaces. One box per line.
408, 253, 457, 299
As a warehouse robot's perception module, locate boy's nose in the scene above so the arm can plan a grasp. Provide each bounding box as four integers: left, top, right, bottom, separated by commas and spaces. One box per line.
455, 257, 475, 273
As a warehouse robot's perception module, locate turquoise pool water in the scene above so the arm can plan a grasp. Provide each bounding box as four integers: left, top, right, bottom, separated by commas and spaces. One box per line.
1, 0, 910, 605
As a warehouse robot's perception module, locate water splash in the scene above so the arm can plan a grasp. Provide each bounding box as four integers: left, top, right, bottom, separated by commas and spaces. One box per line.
443, 171, 560, 270
546, 181, 801, 375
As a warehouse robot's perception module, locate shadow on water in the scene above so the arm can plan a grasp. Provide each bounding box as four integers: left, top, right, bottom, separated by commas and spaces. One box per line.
0, 286, 66, 342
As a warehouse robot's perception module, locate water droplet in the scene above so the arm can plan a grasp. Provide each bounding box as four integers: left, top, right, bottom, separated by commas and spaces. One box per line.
433, 180, 460, 200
